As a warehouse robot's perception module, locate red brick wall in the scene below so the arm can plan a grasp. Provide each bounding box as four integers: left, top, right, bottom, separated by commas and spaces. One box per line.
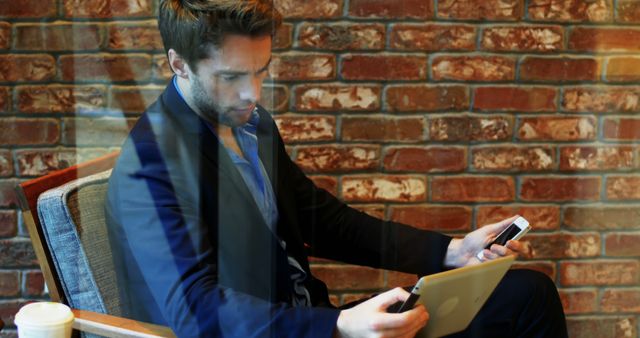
1, 0, 640, 337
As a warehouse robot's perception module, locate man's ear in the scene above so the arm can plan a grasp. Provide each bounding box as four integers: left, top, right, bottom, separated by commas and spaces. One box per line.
168, 49, 190, 78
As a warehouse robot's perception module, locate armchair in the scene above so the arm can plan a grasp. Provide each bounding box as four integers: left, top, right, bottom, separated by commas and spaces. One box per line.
15, 152, 175, 338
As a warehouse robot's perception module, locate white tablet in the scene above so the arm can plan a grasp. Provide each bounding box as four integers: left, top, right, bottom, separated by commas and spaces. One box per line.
408, 256, 515, 338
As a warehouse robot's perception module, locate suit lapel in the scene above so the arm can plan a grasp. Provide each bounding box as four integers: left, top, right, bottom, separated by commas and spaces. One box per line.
255, 108, 308, 265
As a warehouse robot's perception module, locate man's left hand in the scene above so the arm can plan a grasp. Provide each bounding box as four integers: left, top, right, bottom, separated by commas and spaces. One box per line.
443, 215, 532, 268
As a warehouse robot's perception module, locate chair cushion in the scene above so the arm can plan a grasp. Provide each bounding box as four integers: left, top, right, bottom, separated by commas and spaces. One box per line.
37, 169, 122, 316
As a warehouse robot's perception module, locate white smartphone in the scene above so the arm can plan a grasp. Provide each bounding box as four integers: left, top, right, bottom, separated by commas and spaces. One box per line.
476, 216, 530, 260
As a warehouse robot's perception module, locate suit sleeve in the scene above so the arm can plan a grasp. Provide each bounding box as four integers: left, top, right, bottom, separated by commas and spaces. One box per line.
106, 136, 340, 338
273, 122, 452, 276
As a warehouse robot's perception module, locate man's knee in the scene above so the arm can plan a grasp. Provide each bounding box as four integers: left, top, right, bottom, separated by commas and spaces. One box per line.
508, 269, 557, 296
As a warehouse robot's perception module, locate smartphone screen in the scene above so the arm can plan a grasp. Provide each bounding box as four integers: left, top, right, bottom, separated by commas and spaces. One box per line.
484, 223, 521, 249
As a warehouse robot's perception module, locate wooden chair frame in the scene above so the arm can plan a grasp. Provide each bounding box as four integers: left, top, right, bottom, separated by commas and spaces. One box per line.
15, 152, 175, 338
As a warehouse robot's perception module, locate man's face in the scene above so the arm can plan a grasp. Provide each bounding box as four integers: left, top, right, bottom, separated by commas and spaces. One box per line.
186, 34, 272, 127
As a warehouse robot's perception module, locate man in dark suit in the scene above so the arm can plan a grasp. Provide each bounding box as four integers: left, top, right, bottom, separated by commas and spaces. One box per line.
105, 1, 568, 337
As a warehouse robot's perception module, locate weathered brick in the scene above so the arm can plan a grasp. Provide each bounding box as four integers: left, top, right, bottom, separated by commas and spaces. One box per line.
0, 271, 19, 297
605, 233, 640, 257
518, 116, 596, 141
567, 317, 637, 338
525, 233, 600, 259
59, 54, 152, 82
341, 54, 427, 81
472, 146, 554, 171
601, 289, 640, 313
603, 117, 640, 141
432, 56, 515, 82
389, 205, 472, 231
606, 57, 640, 82
108, 20, 163, 51
310, 265, 384, 290
0, 180, 18, 208
259, 85, 288, 113
62, 117, 136, 146
383, 146, 466, 172
109, 85, 164, 114
23, 270, 44, 297
559, 289, 598, 315
0, 0, 55, 18
477, 205, 561, 230
17, 85, 106, 114
341, 116, 426, 143
0, 150, 12, 177
0, 22, 9, 49
569, 27, 640, 52
298, 23, 385, 51
273, 115, 335, 143
617, 0, 640, 23
520, 57, 599, 82
275, 0, 342, 19
273, 23, 293, 50
561, 260, 639, 286
528, 0, 612, 22
474, 86, 556, 112
0, 210, 17, 238
0, 239, 38, 268
0, 55, 55, 83
607, 176, 640, 200
439, 0, 523, 20
342, 175, 427, 202
0, 86, 8, 113
0, 118, 59, 146
385, 85, 469, 112
269, 53, 335, 81
295, 145, 380, 173
560, 146, 634, 171
308, 176, 338, 196
350, 204, 385, 219
349, 0, 433, 19
15, 149, 76, 177
152, 55, 172, 82
565, 206, 640, 230
14, 149, 107, 177
390, 24, 476, 51
563, 87, 640, 113
512, 262, 556, 280
63, 0, 153, 18
482, 26, 563, 52
295, 84, 380, 111
521, 176, 600, 201
429, 114, 513, 142
387, 271, 418, 288
14, 23, 103, 51
431, 176, 515, 202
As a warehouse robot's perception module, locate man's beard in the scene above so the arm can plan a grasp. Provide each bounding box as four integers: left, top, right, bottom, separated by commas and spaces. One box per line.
190, 75, 244, 127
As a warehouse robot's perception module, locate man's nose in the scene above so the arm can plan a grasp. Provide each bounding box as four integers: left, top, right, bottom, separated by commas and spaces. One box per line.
239, 76, 262, 103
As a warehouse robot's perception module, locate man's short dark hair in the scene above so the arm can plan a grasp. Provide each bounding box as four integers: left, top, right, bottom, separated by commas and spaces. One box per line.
158, 0, 282, 71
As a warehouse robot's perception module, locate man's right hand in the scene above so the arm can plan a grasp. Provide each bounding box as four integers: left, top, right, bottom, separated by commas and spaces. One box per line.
335, 287, 429, 338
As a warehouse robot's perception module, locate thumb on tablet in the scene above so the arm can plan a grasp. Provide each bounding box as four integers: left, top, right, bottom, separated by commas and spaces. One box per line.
373, 287, 410, 310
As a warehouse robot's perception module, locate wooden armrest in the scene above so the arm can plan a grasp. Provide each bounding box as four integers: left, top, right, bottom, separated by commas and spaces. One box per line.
71, 309, 175, 338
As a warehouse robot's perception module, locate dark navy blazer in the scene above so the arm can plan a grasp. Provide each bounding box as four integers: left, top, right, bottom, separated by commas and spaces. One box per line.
105, 82, 453, 337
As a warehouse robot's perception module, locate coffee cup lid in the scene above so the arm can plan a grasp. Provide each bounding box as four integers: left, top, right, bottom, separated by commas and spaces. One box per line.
15, 302, 74, 327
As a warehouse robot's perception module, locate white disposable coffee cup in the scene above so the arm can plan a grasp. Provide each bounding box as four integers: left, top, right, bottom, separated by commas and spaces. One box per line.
15, 302, 74, 338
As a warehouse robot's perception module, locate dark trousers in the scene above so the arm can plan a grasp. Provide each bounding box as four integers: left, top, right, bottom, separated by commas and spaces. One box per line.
444, 269, 568, 338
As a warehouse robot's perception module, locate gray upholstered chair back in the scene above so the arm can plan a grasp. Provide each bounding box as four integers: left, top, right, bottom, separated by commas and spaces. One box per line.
37, 169, 123, 317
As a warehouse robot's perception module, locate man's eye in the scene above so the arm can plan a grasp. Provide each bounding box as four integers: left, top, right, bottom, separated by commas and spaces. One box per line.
220, 75, 239, 81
